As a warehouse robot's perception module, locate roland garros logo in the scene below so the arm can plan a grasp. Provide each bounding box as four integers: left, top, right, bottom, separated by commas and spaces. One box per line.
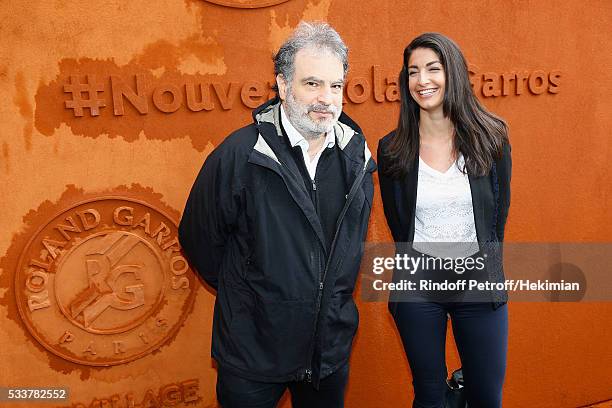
203, 0, 291, 8
14, 197, 196, 366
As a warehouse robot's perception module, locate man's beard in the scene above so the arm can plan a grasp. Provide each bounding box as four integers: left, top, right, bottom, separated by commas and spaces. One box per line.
284, 87, 341, 141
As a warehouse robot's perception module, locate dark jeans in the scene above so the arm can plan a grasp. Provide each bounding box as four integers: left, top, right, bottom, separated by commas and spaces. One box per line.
216, 363, 349, 408
393, 301, 508, 408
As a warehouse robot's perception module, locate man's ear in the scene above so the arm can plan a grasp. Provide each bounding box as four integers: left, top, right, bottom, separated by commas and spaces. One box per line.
276, 74, 288, 101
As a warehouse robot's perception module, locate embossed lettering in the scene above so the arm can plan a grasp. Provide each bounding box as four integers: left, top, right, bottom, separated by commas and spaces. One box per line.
56, 216, 82, 241
84, 341, 97, 355
150, 222, 171, 245
346, 77, 371, 104
156, 317, 168, 330
59, 331, 75, 343
132, 212, 151, 235
113, 341, 126, 354
181, 379, 200, 403
515, 71, 529, 95
161, 237, 180, 253
84, 398, 113, 408
483, 73, 501, 97
470, 68, 561, 97
26, 269, 48, 292
372, 65, 385, 103
185, 81, 214, 112
528, 70, 548, 94
170, 256, 188, 275
77, 209, 101, 230
140, 389, 159, 408
549, 70, 561, 93
212, 82, 239, 110
17, 197, 195, 367
108, 395, 121, 408
30, 258, 51, 271
111, 74, 149, 115
126, 393, 136, 408
468, 64, 481, 92
42, 238, 67, 259
114, 206, 134, 226
240, 80, 266, 109
502, 72, 516, 96
385, 77, 400, 102
159, 384, 181, 406
152, 84, 182, 113
64, 74, 106, 117
60, 380, 200, 408
172, 277, 189, 290
28, 290, 50, 311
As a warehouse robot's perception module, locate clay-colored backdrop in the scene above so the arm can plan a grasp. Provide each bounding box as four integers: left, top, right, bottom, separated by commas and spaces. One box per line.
1, 0, 610, 407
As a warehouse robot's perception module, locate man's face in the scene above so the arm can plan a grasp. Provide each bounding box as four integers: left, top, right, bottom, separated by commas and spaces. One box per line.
277, 48, 344, 140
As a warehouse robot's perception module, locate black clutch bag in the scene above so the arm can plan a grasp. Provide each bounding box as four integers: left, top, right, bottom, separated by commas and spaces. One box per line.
445, 368, 468, 408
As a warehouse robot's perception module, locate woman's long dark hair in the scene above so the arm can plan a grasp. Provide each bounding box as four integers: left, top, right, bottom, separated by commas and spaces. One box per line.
382, 33, 508, 178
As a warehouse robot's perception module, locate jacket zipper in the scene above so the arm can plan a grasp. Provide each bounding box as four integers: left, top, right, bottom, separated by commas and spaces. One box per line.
303, 165, 368, 382
250, 137, 370, 383
304, 176, 321, 383
312, 178, 318, 216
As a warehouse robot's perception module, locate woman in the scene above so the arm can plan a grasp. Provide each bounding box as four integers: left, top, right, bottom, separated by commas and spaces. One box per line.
377, 33, 512, 408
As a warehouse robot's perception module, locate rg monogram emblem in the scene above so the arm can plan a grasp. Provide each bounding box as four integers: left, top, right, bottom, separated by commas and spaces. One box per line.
15, 197, 196, 366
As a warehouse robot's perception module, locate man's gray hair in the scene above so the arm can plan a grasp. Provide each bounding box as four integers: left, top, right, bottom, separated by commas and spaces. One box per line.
273, 21, 349, 84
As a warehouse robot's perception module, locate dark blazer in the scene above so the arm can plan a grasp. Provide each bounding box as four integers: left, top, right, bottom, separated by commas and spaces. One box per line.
377, 131, 512, 307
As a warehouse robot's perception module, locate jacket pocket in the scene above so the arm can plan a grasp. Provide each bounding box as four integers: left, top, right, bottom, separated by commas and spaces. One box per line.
228, 291, 315, 376
321, 294, 359, 365
362, 173, 374, 209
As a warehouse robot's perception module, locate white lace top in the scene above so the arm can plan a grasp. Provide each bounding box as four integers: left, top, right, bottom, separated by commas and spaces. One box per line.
412, 155, 480, 258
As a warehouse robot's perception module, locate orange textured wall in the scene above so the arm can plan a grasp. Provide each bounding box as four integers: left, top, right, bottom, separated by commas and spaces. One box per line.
0, 1, 610, 407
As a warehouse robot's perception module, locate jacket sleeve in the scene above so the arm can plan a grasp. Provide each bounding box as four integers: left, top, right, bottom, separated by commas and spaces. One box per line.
495, 143, 512, 242
377, 140, 402, 243
178, 146, 241, 290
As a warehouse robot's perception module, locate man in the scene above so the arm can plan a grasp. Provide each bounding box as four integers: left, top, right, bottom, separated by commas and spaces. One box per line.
179, 21, 375, 408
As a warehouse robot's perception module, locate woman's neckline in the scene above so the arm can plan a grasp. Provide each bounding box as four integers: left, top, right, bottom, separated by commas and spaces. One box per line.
419, 155, 463, 176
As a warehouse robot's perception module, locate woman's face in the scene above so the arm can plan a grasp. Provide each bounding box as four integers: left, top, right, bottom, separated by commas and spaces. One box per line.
407, 47, 445, 114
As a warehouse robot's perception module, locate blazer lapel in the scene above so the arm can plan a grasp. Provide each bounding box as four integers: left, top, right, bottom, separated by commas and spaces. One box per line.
468, 174, 489, 243
400, 158, 419, 242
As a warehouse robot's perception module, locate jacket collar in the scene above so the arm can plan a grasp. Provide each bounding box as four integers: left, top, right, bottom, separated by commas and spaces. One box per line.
253, 98, 372, 170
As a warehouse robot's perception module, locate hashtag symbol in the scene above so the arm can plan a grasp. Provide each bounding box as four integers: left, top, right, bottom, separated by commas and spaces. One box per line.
64, 74, 106, 117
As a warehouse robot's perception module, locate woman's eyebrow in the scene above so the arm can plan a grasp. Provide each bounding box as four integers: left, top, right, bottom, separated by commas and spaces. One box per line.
408, 60, 441, 69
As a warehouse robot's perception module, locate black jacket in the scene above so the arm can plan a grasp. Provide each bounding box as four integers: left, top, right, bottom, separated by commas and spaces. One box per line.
377, 131, 512, 307
179, 99, 376, 386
